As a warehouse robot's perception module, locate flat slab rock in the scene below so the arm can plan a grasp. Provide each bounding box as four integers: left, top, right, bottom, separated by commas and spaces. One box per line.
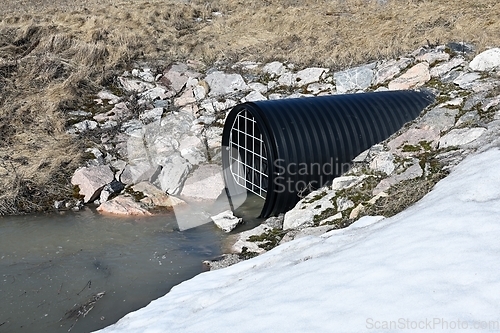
97, 195, 152, 216
388, 62, 430, 90
132, 181, 186, 209
211, 210, 242, 232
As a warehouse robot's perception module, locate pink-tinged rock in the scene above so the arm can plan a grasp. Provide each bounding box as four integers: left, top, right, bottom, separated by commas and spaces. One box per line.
97, 195, 152, 216
174, 87, 196, 107
132, 182, 186, 209
162, 63, 201, 94
388, 63, 430, 90
71, 165, 115, 203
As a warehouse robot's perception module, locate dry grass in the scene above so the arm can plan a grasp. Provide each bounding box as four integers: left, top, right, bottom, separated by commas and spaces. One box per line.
1, 0, 500, 214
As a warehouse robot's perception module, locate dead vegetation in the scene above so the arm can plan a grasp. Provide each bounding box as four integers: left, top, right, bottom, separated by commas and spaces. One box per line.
1, 0, 500, 214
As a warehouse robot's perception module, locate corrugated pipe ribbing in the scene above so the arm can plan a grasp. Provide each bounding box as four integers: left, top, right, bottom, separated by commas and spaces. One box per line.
222, 90, 434, 218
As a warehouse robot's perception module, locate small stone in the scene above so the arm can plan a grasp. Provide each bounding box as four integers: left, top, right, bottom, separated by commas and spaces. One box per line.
306, 83, 335, 95
118, 77, 155, 93
248, 82, 268, 94
193, 84, 207, 100
69, 120, 98, 134
372, 164, 423, 195
420, 107, 460, 132
139, 107, 164, 124
262, 61, 286, 77
138, 69, 155, 83
416, 51, 450, 65
178, 135, 206, 166
156, 154, 191, 195
370, 152, 395, 175
481, 95, 500, 112
295, 67, 327, 87
349, 204, 364, 219
241, 90, 267, 102
336, 197, 354, 212
140, 86, 169, 101
211, 210, 242, 232
446, 42, 475, 55
463, 92, 488, 111
277, 72, 295, 86
263, 214, 284, 229
97, 90, 120, 104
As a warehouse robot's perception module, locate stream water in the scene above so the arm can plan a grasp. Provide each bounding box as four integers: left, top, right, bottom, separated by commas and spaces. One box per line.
0, 196, 264, 333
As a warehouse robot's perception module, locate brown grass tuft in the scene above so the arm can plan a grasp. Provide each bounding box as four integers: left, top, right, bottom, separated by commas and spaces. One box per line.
1, 0, 500, 214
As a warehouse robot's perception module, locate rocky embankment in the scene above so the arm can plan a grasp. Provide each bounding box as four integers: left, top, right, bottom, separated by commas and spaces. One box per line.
64, 43, 500, 267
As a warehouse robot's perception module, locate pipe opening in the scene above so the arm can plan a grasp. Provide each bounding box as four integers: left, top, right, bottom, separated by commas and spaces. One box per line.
229, 109, 269, 199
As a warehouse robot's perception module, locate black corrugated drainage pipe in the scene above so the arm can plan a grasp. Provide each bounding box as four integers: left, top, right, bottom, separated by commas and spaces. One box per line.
222, 90, 434, 218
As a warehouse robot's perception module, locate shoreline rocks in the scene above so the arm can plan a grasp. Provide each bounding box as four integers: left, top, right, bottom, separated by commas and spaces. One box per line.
64, 44, 500, 259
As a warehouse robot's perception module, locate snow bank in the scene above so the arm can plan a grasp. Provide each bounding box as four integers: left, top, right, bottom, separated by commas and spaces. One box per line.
96, 149, 500, 333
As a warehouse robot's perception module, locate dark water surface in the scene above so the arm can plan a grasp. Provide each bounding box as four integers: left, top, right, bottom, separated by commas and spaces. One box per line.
0, 193, 265, 333
0, 208, 225, 333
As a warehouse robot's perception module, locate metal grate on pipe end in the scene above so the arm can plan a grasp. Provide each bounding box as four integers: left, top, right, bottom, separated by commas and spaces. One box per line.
229, 109, 268, 199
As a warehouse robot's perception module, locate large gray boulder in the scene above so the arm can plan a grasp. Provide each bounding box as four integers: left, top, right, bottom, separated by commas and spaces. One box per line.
156, 153, 191, 195
181, 164, 225, 201
71, 165, 115, 203
334, 63, 375, 93
469, 48, 500, 71
205, 71, 249, 96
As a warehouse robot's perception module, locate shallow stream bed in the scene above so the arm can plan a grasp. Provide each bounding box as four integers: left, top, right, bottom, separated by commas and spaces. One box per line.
0, 194, 265, 333
0, 207, 227, 333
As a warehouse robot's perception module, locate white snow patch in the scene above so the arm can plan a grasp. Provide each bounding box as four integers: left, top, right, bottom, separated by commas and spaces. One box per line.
96, 149, 500, 333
